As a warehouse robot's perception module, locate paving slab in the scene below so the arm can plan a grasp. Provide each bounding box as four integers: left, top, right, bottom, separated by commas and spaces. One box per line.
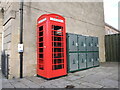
44, 78, 74, 88
73, 69, 98, 78
81, 82, 103, 88
19, 78, 40, 88
65, 75, 82, 81
38, 81, 58, 88
74, 83, 90, 88
96, 78, 118, 88
10, 81, 28, 88
2, 82, 14, 88
80, 74, 106, 83
25, 76, 46, 85
107, 74, 118, 81
94, 72, 113, 78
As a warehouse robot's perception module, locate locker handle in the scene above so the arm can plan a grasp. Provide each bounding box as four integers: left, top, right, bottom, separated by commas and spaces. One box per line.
76, 60, 78, 63
97, 44, 99, 47
98, 58, 100, 61
91, 58, 93, 62
91, 43, 93, 47
44, 46, 46, 48
76, 43, 78, 46
84, 43, 86, 47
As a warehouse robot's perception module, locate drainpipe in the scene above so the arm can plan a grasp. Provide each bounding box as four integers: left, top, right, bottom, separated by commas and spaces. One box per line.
19, 0, 24, 78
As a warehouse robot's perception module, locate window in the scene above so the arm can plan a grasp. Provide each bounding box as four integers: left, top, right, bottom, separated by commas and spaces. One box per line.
38, 26, 44, 70
52, 25, 64, 70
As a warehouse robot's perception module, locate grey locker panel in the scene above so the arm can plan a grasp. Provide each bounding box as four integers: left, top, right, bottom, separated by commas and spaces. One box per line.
78, 35, 86, 51
86, 37, 93, 51
79, 53, 87, 69
93, 52, 99, 66
86, 53, 94, 68
68, 33, 78, 51
69, 53, 78, 71
92, 37, 99, 51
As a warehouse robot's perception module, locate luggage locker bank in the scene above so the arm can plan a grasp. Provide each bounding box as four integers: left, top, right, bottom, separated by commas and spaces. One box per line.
37, 14, 100, 79
67, 33, 99, 73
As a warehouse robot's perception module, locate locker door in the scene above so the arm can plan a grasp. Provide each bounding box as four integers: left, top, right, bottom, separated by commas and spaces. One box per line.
69, 53, 78, 71
86, 37, 93, 51
67, 33, 78, 51
86, 53, 94, 68
93, 52, 99, 66
79, 53, 87, 69
78, 35, 86, 51
93, 37, 99, 51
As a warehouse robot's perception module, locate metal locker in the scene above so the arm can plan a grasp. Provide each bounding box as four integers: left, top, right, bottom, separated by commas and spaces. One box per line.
69, 53, 78, 71
86, 53, 94, 68
86, 36, 93, 51
93, 52, 99, 66
78, 35, 86, 51
78, 53, 87, 69
92, 37, 99, 51
67, 33, 78, 51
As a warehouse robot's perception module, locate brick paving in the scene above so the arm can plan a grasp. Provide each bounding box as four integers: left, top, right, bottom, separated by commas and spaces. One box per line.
1, 62, 119, 88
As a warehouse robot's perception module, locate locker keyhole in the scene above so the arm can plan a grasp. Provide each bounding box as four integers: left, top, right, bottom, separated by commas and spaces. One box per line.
96, 58, 97, 61
89, 43, 91, 46
81, 42, 83, 46
89, 58, 91, 62
82, 58, 84, 63
95, 43, 97, 46
73, 59, 76, 64
72, 41, 75, 46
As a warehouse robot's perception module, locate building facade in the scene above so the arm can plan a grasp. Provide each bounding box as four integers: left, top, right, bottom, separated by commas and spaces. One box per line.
105, 23, 120, 35
0, 2, 105, 79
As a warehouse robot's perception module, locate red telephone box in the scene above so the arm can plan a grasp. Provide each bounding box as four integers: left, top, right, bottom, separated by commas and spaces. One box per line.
36, 14, 67, 79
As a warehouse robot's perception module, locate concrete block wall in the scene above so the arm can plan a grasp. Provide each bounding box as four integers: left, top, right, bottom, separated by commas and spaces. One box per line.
1, 2, 20, 78
2, 2, 105, 78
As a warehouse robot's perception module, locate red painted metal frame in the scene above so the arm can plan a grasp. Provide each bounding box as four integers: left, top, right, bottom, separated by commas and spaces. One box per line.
36, 14, 67, 79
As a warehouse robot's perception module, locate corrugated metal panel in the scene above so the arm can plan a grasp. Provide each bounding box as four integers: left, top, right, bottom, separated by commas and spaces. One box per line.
105, 34, 120, 62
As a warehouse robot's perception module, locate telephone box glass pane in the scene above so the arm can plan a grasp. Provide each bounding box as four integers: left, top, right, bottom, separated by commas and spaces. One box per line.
52, 25, 64, 70
38, 26, 44, 70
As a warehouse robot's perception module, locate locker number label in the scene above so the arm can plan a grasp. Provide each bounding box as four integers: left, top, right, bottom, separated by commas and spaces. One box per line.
18, 44, 24, 52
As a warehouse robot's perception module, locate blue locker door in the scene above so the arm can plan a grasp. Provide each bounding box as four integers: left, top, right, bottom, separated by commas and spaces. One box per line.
86, 53, 94, 68
78, 35, 86, 51
79, 53, 87, 69
93, 52, 100, 66
86, 37, 93, 51
68, 33, 78, 51
69, 53, 78, 71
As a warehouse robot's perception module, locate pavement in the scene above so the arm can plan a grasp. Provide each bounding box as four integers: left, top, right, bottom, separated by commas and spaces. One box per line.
1, 62, 119, 88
